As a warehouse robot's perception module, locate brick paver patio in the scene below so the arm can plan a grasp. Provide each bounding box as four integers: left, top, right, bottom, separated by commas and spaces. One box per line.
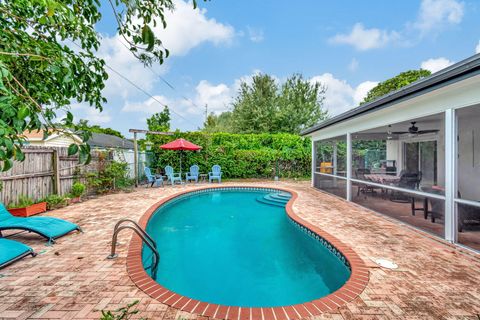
0, 180, 479, 320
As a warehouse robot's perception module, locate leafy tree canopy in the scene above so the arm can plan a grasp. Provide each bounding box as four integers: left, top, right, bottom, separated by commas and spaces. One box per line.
147, 106, 171, 132
203, 111, 233, 133
206, 73, 327, 134
73, 119, 125, 139
361, 69, 432, 105
0, 0, 201, 170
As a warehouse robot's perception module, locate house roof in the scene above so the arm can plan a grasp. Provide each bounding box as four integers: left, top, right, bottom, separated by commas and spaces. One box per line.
87, 132, 134, 150
301, 53, 480, 136
23, 129, 83, 143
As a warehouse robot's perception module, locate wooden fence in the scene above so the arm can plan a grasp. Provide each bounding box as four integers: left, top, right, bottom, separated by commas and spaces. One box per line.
0, 146, 110, 205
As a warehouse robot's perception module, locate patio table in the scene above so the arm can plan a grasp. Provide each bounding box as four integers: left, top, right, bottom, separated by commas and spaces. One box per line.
364, 173, 400, 185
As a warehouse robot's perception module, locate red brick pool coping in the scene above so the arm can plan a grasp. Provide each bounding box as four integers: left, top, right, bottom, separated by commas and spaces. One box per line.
126, 186, 369, 320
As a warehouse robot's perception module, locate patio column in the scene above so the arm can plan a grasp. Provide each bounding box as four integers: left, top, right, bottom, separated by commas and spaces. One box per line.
333, 142, 338, 176
444, 108, 457, 242
346, 132, 352, 201
311, 139, 316, 187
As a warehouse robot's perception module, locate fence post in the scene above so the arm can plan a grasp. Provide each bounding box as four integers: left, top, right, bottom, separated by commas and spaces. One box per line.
52, 149, 61, 195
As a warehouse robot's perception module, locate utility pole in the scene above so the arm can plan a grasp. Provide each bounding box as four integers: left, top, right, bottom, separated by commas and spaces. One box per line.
204, 104, 208, 123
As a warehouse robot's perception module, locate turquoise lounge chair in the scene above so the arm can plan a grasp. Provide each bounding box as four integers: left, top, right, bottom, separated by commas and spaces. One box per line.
165, 166, 182, 185
0, 204, 81, 244
209, 165, 222, 183
144, 167, 164, 187
185, 165, 199, 183
0, 238, 36, 269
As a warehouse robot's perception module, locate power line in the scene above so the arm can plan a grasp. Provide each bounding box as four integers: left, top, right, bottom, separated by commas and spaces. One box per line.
113, 37, 206, 114
69, 40, 203, 129
105, 65, 201, 128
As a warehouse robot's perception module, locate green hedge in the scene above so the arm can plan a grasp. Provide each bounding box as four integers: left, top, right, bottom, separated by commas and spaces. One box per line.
149, 132, 311, 179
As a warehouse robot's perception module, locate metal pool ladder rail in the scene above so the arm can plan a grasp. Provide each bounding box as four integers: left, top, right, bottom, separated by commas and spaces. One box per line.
107, 219, 159, 279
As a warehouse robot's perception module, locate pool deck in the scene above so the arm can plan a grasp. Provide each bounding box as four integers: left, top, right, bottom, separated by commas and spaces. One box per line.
0, 180, 479, 319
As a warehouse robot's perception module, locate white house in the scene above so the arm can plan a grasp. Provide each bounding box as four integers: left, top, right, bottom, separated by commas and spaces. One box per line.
302, 53, 480, 252
22, 129, 83, 147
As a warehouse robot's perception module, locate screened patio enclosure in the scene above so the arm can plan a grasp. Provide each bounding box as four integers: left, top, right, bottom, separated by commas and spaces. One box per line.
303, 54, 480, 252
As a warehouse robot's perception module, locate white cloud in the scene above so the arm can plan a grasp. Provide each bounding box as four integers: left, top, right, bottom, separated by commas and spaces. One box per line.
476, 41, 480, 54
71, 103, 112, 124
329, 23, 398, 51
414, 0, 464, 34
348, 58, 359, 72
420, 57, 454, 73
154, 0, 235, 56
310, 73, 377, 115
194, 80, 233, 113
122, 95, 172, 114
247, 26, 264, 43
329, 0, 464, 50
353, 81, 378, 105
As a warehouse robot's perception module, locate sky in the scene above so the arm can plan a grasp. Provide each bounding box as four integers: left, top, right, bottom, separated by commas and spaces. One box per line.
70, 0, 480, 137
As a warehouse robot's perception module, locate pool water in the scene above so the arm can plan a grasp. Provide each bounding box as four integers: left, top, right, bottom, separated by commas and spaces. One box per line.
143, 190, 350, 307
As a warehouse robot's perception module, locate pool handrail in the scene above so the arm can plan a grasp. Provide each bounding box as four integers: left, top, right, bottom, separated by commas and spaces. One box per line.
107, 219, 159, 279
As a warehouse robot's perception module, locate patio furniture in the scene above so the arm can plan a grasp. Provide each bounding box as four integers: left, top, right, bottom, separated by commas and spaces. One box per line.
144, 167, 164, 187
355, 169, 381, 196
0, 203, 81, 244
364, 173, 401, 185
390, 171, 420, 203
209, 165, 222, 183
199, 173, 208, 183
0, 238, 36, 269
185, 165, 200, 183
165, 166, 182, 185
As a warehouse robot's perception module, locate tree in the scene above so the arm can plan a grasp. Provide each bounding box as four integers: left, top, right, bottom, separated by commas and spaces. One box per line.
276, 74, 327, 134
228, 73, 327, 134
231, 74, 278, 134
147, 106, 171, 132
203, 111, 233, 133
361, 69, 431, 105
0, 0, 201, 169
74, 120, 124, 139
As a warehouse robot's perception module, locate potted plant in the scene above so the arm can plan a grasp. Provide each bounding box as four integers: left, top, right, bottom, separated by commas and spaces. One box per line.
8, 195, 47, 217
43, 194, 68, 210
69, 182, 86, 203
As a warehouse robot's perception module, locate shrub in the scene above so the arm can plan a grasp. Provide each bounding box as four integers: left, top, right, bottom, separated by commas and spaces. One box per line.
149, 132, 311, 179
70, 182, 86, 198
8, 195, 36, 209
43, 194, 68, 210
86, 160, 133, 194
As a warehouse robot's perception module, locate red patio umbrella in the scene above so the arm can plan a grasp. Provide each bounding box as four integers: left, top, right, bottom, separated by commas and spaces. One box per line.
159, 138, 202, 175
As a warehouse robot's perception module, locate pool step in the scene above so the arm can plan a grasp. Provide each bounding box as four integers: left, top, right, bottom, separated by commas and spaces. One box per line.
256, 192, 291, 207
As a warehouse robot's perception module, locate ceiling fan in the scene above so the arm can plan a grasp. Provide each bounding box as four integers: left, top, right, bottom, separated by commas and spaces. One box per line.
390, 121, 439, 135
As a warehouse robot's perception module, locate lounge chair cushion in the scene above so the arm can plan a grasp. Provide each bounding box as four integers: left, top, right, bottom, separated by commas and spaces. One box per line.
0, 204, 80, 242
0, 238, 34, 268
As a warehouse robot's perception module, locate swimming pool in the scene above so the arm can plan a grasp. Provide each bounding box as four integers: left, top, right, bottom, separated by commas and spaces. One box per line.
141, 187, 351, 307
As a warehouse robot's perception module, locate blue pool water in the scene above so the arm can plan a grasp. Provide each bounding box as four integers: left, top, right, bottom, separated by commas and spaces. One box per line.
143, 189, 350, 307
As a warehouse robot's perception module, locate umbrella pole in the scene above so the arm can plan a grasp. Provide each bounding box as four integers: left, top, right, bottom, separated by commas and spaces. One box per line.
180, 151, 182, 177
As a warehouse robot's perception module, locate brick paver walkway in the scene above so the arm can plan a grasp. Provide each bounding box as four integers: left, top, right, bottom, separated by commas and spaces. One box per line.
0, 181, 479, 320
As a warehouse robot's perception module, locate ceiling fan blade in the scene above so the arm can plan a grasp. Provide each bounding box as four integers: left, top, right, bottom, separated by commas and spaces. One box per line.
417, 130, 439, 134
391, 131, 408, 134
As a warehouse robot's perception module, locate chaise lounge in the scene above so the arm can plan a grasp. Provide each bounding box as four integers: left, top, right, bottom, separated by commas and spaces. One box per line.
0, 238, 36, 269
0, 204, 81, 244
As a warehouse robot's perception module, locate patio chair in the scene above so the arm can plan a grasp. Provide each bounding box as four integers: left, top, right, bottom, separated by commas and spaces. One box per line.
185, 165, 200, 183
0, 238, 36, 269
144, 167, 164, 187
209, 165, 222, 183
0, 203, 81, 244
165, 166, 182, 185
390, 171, 419, 203
355, 168, 376, 196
